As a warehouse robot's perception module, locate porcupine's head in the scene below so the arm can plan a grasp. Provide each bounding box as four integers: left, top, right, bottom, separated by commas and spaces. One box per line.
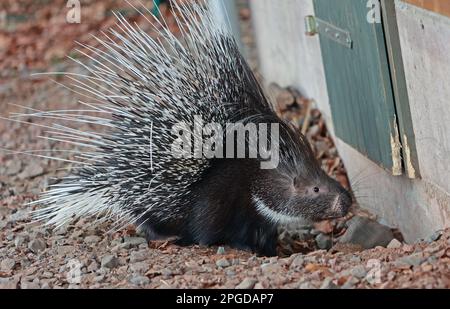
250, 119, 352, 224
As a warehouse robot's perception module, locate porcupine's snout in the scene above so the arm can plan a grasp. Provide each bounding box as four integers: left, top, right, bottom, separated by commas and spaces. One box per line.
331, 188, 352, 218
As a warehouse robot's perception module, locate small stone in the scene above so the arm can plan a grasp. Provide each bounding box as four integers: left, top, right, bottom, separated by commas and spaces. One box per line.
130, 250, 147, 263
130, 275, 150, 286
20, 280, 40, 289
320, 277, 339, 289
0, 277, 19, 289
236, 278, 257, 289
349, 255, 362, 263
130, 262, 149, 274
350, 265, 367, 279
254, 283, 265, 289
28, 239, 47, 253
41, 281, 52, 289
54, 225, 69, 235
315, 140, 329, 154
9, 210, 29, 222
41, 272, 54, 279
426, 230, 444, 243
225, 269, 236, 277
101, 255, 119, 269
396, 252, 426, 267
93, 275, 105, 283
216, 246, 226, 255
260, 263, 282, 274
87, 261, 99, 272
216, 258, 230, 268
290, 255, 304, 268
387, 238, 402, 249
121, 237, 147, 249
402, 244, 414, 253
1, 258, 15, 271
5, 160, 22, 176
315, 234, 332, 250
387, 271, 396, 281
298, 281, 314, 289
84, 235, 101, 245
57, 245, 75, 255
18, 162, 44, 179
341, 276, 359, 289
421, 263, 433, 272
338, 216, 394, 249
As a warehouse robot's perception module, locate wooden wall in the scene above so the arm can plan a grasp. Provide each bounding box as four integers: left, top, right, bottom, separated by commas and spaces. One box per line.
403, 0, 450, 18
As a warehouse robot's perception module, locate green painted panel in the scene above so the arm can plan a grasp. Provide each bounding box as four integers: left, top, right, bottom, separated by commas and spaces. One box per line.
313, 0, 401, 174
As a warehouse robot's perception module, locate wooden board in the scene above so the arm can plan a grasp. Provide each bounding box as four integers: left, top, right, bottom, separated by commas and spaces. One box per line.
313, 0, 402, 175
403, 0, 450, 18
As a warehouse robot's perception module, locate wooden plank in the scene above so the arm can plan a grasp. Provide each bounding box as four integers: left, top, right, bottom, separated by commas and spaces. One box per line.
381, 0, 421, 178
403, 0, 450, 18
313, 0, 401, 174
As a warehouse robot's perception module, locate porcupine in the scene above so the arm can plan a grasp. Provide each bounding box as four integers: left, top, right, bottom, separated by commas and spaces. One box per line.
27, 1, 352, 256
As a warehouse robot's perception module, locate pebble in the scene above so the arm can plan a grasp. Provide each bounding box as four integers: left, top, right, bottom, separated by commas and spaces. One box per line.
121, 237, 147, 249
57, 245, 75, 255
402, 244, 414, 253
395, 252, 426, 267
225, 269, 236, 277
54, 226, 69, 236
101, 255, 119, 269
216, 258, 231, 268
1, 258, 16, 271
84, 235, 101, 245
21, 278, 40, 289
129, 275, 150, 286
18, 162, 44, 179
341, 276, 359, 289
387, 238, 402, 249
93, 275, 105, 283
9, 210, 29, 222
28, 239, 47, 253
387, 271, 396, 281
350, 265, 367, 279
130, 250, 147, 263
130, 262, 149, 274
0, 277, 19, 289
349, 255, 362, 263
236, 278, 257, 289
298, 281, 314, 289
5, 160, 22, 176
320, 277, 339, 289
426, 230, 443, 243
216, 246, 226, 255
315, 234, 332, 250
41, 271, 54, 279
261, 263, 282, 274
339, 216, 394, 249
87, 261, 99, 272
290, 255, 304, 268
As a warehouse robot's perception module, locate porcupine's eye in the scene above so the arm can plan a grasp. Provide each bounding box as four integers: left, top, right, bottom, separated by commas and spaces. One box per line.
313, 187, 320, 193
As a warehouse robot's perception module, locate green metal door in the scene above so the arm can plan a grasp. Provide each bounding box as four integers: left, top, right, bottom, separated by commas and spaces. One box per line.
312, 0, 404, 175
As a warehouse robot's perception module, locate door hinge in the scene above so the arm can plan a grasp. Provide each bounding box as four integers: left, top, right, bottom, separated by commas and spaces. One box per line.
305, 15, 353, 49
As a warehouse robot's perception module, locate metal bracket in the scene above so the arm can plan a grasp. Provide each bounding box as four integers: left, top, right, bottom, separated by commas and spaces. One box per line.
305, 15, 353, 49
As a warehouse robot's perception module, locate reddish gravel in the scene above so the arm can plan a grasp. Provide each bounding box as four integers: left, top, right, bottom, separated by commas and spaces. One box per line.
1, 0, 449, 290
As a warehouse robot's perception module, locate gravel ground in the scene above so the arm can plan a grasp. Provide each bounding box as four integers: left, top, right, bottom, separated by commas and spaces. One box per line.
1, 0, 449, 290
1, 68, 448, 290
